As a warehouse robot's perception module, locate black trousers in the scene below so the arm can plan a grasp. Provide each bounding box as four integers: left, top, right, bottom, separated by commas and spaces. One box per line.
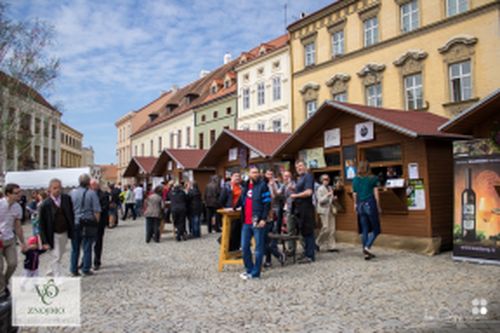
146, 217, 160, 242
206, 207, 221, 233
123, 203, 136, 220
172, 210, 187, 240
94, 212, 108, 267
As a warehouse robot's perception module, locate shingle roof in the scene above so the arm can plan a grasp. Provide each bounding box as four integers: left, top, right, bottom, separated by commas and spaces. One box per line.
237, 34, 289, 67
163, 149, 208, 169
123, 156, 157, 177
274, 101, 469, 157
225, 129, 291, 157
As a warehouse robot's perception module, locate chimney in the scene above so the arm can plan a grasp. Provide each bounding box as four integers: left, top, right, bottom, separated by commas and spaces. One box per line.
224, 52, 232, 64
199, 70, 210, 78
171, 84, 178, 92
300, 12, 307, 18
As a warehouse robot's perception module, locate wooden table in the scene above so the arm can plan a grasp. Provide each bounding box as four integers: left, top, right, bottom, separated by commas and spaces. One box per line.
217, 208, 243, 272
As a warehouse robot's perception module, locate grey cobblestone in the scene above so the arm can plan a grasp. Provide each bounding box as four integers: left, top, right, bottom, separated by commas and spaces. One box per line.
13, 218, 500, 332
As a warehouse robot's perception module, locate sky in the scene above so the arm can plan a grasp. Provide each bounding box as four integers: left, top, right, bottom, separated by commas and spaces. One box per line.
9, 0, 333, 164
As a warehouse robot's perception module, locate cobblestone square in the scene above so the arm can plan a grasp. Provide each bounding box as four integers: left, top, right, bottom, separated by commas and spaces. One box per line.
13, 218, 500, 332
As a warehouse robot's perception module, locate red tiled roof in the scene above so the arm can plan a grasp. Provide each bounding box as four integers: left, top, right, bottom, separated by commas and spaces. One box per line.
123, 156, 157, 177
226, 129, 291, 157
237, 34, 289, 67
196, 84, 236, 107
0, 71, 59, 113
165, 149, 208, 169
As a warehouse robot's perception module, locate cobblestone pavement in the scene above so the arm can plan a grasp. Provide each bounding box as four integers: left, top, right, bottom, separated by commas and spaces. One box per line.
14, 218, 500, 333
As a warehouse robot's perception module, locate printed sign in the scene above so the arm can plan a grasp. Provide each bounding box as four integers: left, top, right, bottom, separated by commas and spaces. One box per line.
324, 128, 341, 148
228, 147, 238, 161
355, 121, 374, 143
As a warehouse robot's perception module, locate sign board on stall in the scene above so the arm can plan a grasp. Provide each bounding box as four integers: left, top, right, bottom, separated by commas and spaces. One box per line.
324, 128, 341, 148
298, 148, 326, 169
228, 148, 238, 161
355, 121, 374, 143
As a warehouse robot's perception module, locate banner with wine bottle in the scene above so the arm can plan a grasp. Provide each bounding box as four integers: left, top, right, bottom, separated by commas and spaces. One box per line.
453, 138, 500, 264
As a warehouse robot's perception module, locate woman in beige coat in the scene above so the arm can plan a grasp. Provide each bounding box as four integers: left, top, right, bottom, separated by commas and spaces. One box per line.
315, 174, 338, 252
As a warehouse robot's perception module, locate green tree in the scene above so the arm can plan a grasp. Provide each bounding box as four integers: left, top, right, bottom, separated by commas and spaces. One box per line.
0, 1, 60, 178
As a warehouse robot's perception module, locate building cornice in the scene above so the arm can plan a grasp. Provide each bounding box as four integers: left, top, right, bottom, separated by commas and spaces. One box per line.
235, 45, 289, 72
293, 1, 499, 78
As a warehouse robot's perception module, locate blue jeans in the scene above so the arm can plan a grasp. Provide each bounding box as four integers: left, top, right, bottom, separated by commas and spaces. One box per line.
241, 223, 266, 278
357, 197, 381, 249
135, 199, 143, 216
190, 214, 201, 238
71, 224, 96, 274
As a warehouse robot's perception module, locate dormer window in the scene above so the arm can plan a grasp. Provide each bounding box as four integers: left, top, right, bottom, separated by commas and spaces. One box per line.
211, 85, 217, 94
185, 93, 199, 104
259, 47, 266, 56
224, 80, 230, 89
166, 103, 178, 113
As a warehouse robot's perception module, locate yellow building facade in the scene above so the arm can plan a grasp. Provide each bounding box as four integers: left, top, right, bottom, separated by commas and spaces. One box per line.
288, 0, 500, 128
60, 122, 83, 168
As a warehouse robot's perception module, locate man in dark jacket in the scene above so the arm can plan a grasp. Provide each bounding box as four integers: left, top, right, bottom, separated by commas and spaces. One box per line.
239, 166, 271, 280
204, 176, 221, 233
169, 183, 188, 241
91, 179, 109, 270
39, 178, 75, 277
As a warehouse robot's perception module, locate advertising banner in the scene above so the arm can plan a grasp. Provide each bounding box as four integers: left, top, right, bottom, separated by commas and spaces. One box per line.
453, 139, 500, 264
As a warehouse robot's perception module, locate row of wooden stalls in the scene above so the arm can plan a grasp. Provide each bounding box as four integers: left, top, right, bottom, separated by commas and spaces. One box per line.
123, 94, 499, 255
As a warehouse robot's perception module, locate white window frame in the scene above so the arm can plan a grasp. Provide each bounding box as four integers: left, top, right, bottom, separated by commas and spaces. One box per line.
366, 83, 382, 107
242, 88, 250, 110
158, 136, 162, 152
333, 92, 348, 102
306, 100, 317, 119
272, 119, 282, 133
304, 42, 315, 66
404, 73, 423, 110
272, 76, 281, 101
401, 0, 419, 33
257, 82, 265, 106
449, 60, 472, 102
447, 0, 468, 17
257, 121, 266, 131
363, 17, 379, 47
331, 30, 344, 57
186, 126, 191, 147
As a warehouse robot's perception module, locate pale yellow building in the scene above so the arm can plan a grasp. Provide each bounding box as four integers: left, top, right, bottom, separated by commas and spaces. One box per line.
60, 122, 83, 168
288, 0, 500, 128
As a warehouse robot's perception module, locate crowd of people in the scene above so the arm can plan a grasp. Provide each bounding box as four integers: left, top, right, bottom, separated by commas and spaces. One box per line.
0, 158, 383, 291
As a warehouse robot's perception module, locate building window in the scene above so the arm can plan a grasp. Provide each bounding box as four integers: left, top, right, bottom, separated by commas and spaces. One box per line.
331, 30, 344, 57
306, 100, 317, 119
304, 42, 315, 66
404, 73, 423, 110
366, 83, 382, 107
242, 88, 250, 110
449, 60, 472, 102
447, 0, 468, 17
211, 85, 217, 94
198, 133, 204, 150
272, 77, 281, 101
177, 129, 182, 148
333, 92, 347, 102
224, 80, 230, 89
257, 122, 265, 131
401, 0, 419, 33
35, 118, 40, 134
170, 132, 175, 148
210, 129, 216, 146
226, 107, 231, 115
257, 82, 265, 105
134, 145, 138, 156
186, 126, 191, 147
150, 140, 154, 156
213, 111, 218, 119
141, 144, 145, 156
158, 137, 162, 151
272, 119, 282, 133
363, 17, 378, 47
201, 115, 206, 122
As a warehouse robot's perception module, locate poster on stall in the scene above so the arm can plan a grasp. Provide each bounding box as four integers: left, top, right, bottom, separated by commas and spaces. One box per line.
453, 138, 500, 264
298, 148, 326, 169
228, 147, 238, 161
324, 128, 341, 148
407, 179, 426, 210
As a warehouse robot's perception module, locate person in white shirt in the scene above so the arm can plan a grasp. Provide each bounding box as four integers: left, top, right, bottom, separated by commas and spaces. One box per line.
0, 183, 27, 300
134, 185, 144, 217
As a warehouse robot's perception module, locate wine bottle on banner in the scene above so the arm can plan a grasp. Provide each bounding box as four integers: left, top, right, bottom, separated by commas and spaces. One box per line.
461, 167, 476, 242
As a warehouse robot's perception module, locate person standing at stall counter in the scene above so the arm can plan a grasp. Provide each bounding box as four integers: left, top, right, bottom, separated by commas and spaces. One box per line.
290, 160, 316, 264
352, 161, 382, 260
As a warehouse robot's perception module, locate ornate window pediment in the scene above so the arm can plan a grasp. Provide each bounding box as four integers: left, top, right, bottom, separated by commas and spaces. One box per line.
357, 63, 386, 86
325, 73, 351, 95
393, 50, 428, 76
438, 35, 478, 63
299, 82, 320, 101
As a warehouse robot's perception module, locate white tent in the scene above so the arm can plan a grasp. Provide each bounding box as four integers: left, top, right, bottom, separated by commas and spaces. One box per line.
4, 167, 92, 190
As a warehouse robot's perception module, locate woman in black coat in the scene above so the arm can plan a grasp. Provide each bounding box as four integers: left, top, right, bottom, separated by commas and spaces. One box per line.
187, 182, 203, 238
168, 184, 188, 241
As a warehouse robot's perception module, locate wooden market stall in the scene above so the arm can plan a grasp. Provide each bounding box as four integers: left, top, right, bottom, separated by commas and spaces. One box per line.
198, 129, 291, 179
150, 149, 213, 193
122, 156, 158, 188
273, 101, 468, 254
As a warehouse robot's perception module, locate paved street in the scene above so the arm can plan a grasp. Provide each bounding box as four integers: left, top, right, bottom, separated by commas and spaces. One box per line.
15, 218, 500, 332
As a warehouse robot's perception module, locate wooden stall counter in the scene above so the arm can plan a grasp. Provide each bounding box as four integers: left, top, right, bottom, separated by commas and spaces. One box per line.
217, 208, 243, 272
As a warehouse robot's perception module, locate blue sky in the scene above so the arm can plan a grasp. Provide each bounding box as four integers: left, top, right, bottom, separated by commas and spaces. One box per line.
9, 0, 333, 164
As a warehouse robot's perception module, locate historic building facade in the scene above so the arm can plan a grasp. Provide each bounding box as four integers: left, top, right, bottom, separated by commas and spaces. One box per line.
236, 34, 292, 132
60, 122, 83, 168
288, 0, 500, 128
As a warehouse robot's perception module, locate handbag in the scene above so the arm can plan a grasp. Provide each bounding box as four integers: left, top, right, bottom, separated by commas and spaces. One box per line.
80, 189, 99, 238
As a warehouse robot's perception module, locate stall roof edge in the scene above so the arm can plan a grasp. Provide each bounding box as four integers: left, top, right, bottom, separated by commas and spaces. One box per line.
123, 156, 157, 177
